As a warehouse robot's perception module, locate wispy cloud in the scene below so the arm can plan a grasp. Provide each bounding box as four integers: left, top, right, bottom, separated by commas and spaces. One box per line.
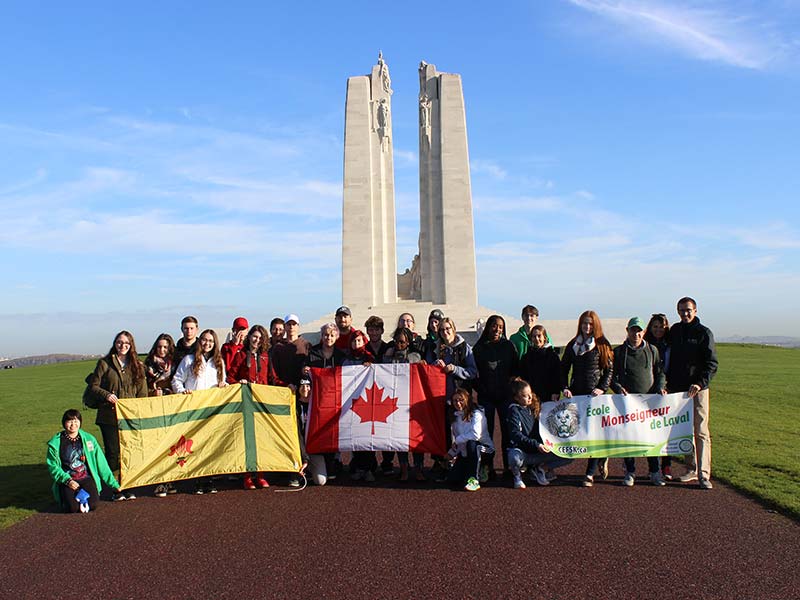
471, 159, 508, 180
565, 0, 787, 69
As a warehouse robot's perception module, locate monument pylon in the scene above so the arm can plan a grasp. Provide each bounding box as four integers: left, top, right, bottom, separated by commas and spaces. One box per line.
342, 51, 398, 307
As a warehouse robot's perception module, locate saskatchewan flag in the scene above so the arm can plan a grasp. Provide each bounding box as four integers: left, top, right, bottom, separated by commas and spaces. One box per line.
116, 384, 301, 489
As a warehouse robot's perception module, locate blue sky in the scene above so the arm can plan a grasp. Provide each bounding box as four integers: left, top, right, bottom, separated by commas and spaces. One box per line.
1, 1, 799, 356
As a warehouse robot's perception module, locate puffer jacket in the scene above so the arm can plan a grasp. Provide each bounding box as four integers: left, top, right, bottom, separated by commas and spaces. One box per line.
560, 343, 613, 396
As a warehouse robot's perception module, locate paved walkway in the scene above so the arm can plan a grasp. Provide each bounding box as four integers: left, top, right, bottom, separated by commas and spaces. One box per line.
1, 460, 797, 600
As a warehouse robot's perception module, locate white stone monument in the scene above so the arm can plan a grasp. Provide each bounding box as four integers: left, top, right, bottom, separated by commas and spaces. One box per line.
342, 51, 398, 307
301, 54, 627, 345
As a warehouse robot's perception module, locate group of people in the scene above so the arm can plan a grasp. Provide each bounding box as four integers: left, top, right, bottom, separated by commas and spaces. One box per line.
46, 297, 718, 512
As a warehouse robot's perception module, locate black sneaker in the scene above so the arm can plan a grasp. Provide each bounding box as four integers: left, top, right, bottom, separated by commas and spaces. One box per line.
194, 483, 205, 495
166, 482, 177, 494
205, 483, 218, 494
112, 492, 126, 502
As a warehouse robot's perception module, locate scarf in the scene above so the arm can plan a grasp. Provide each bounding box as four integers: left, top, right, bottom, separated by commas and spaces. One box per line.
573, 334, 596, 356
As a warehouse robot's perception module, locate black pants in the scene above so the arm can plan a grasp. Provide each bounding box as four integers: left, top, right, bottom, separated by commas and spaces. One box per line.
59, 476, 99, 513
98, 423, 120, 473
447, 441, 494, 486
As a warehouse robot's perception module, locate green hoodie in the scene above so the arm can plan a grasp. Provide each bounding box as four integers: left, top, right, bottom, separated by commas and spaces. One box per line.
46, 429, 120, 502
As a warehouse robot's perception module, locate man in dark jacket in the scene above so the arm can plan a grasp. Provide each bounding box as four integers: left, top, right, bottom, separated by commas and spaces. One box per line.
666, 297, 718, 489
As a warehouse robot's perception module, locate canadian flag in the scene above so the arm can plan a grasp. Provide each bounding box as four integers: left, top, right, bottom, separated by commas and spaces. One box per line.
305, 363, 447, 454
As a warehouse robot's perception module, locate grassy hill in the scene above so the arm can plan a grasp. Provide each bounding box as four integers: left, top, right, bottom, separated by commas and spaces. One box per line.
0, 345, 797, 529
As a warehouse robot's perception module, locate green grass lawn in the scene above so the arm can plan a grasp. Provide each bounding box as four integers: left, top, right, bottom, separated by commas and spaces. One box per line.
0, 345, 798, 529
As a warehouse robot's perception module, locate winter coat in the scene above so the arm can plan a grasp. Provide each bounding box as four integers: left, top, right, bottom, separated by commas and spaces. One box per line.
85, 355, 148, 426
666, 317, 718, 392
451, 406, 494, 456
424, 334, 478, 398
560, 343, 613, 396
506, 403, 544, 453
519, 346, 562, 403
172, 354, 226, 393
472, 339, 518, 404
227, 349, 274, 385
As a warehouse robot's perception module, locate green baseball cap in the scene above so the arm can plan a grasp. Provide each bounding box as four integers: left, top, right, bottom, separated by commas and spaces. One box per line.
627, 317, 645, 330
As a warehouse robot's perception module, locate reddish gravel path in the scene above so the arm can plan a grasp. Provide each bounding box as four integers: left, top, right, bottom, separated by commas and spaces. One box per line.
1, 459, 797, 600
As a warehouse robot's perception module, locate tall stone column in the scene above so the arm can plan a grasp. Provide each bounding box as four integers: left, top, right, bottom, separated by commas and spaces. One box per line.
418, 62, 478, 306
342, 53, 398, 307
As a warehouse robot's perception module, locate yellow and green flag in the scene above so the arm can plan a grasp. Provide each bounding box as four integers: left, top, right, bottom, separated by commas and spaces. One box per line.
116, 383, 301, 488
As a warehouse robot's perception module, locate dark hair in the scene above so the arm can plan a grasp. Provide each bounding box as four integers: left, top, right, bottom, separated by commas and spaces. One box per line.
677, 297, 697, 309
364, 315, 385, 331
572, 311, 613, 369
246, 325, 270, 355
181, 315, 198, 326
193, 329, 225, 386
392, 327, 414, 344
476, 315, 507, 345
270, 317, 285, 330
521, 305, 539, 318
531, 324, 548, 346
62, 409, 82, 427
107, 330, 145, 383
146, 333, 175, 365
397, 312, 415, 327
644, 314, 671, 345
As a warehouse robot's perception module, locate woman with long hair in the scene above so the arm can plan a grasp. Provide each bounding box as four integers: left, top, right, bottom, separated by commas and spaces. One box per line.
171, 329, 227, 494
228, 325, 273, 490
172, 329, 227, 394
84, 330, 148, 501
560, 310, 614, 487
144, 333, 175, 397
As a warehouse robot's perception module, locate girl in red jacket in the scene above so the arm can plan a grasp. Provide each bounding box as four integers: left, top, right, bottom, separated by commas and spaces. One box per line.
228, 325, 273, 489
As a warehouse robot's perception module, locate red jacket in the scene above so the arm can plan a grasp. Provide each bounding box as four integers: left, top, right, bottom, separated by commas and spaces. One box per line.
221, 342, 244, 373
227, 349, 275, 385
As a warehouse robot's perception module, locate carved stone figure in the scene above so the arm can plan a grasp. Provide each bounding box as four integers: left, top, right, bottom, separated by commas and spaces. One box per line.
409, 253, 422, 298
419, 95, 432, 147
378, 51, 392, 95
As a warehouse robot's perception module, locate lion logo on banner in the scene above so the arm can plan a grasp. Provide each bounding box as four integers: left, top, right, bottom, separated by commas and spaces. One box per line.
546, 402, 580, 438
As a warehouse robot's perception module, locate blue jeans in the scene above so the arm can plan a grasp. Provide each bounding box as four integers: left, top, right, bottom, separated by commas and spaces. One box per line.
507, 448, 573, 475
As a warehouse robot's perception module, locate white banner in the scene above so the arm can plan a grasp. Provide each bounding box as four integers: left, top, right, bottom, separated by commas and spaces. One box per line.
539, 392, 695, 459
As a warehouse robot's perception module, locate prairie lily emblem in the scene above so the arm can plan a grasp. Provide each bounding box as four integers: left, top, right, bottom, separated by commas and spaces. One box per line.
169, 435, 193, 467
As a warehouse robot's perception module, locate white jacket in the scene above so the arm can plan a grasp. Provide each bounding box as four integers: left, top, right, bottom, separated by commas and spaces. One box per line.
450, 406, 495, 457
172, 354, 226, 393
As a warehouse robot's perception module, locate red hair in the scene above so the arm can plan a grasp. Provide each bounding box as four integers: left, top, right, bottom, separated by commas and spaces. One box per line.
575, 310, 613, 369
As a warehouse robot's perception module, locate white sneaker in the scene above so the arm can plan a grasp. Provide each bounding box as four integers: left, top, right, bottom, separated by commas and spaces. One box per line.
650, 472, 666, 486
534, 467, 550, 486
582, 475, 594, 487
622, 472, 635, 487
679, 470, 698, 483
513, 477, 526, 489
699, 478, 713, 489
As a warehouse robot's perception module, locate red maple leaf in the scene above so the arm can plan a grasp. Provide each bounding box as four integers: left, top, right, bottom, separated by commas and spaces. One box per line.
350, 381, 399, 435
168, 435, 193, 467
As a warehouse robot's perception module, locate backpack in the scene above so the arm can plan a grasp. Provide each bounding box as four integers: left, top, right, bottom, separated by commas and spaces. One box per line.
82, 372, 99, 409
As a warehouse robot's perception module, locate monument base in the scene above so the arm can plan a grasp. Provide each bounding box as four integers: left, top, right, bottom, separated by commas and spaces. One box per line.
302, 303, 628, 346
